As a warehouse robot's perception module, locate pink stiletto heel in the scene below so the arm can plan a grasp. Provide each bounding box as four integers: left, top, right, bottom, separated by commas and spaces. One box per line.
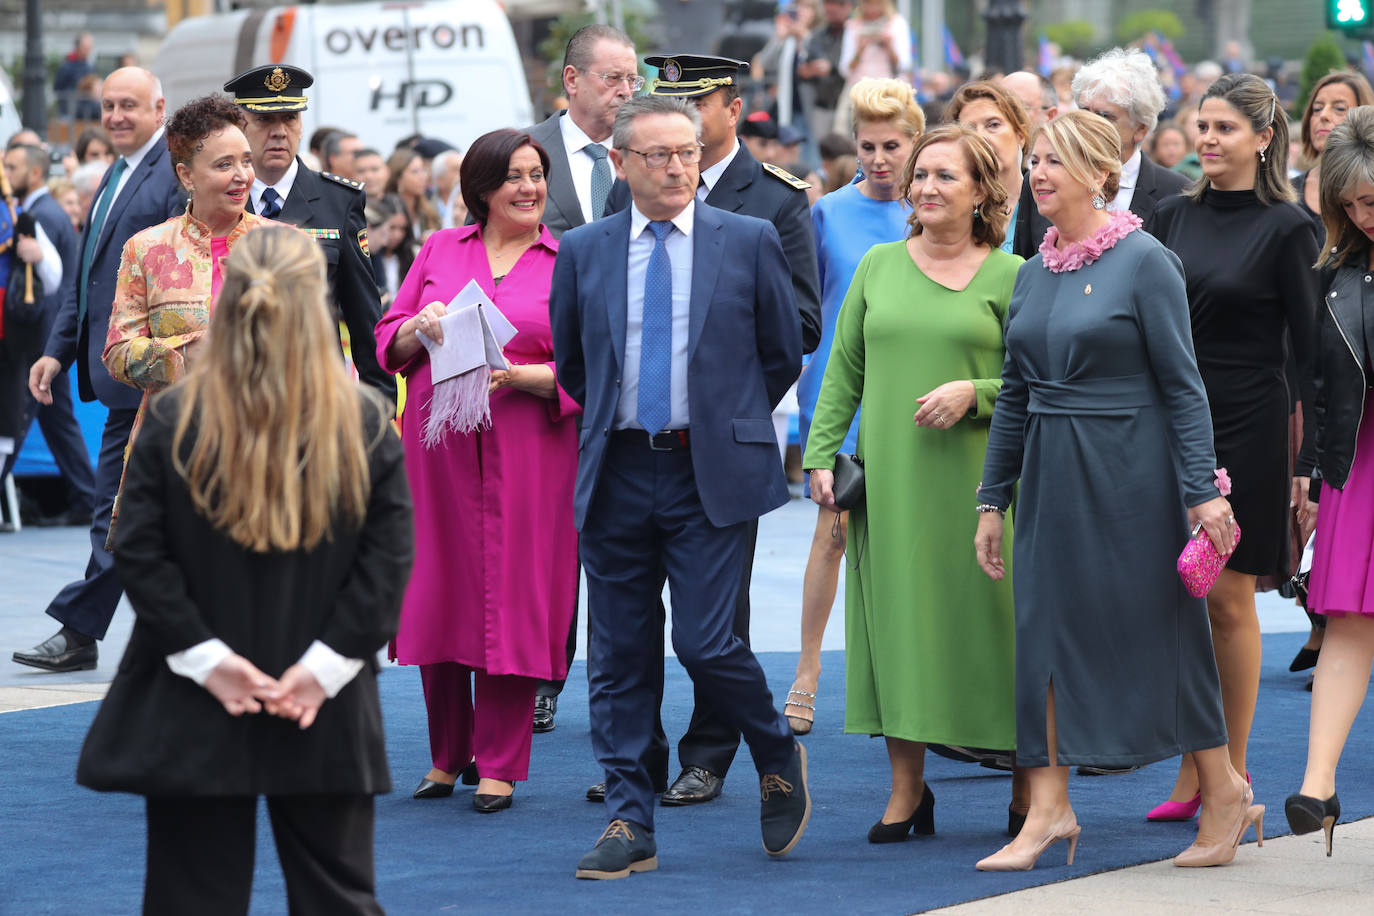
1147, 792, 1201, 821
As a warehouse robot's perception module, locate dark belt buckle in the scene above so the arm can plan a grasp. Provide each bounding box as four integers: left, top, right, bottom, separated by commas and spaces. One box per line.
648, 429, 673, 451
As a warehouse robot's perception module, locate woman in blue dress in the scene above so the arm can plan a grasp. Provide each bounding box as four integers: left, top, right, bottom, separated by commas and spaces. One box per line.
784, 77, 922, 734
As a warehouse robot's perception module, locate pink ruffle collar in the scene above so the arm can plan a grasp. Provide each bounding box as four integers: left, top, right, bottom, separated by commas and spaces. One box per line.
1039, 210, 1143, 273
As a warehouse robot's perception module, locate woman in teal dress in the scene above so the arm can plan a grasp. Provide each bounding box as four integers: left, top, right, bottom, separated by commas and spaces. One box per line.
785, 77, 922, 737
804, 124, 1023, 842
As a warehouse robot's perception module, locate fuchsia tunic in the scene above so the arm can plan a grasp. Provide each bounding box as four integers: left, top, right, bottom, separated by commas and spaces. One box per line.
375, 224, 580, 679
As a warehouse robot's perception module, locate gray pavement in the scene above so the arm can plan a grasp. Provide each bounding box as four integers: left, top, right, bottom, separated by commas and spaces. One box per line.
3, 493, 1364, 914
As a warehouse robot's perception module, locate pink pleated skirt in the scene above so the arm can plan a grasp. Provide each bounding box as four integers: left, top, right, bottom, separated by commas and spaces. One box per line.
1309, 406, 1374, 618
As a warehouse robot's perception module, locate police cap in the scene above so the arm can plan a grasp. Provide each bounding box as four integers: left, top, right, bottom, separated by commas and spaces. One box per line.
224, 65, 313, 113
644, 54, 748, 98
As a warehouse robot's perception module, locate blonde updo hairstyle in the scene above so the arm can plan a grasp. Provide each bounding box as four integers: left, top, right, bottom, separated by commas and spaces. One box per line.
1317, 105, 1374, 270
900, 124, 1010, 248
849, 77, 926, 139
173, 226, 379, 552
1034, 109, 1123, 205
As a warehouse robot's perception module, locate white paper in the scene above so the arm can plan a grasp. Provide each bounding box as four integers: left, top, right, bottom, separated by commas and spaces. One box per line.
416, 280, 518, 382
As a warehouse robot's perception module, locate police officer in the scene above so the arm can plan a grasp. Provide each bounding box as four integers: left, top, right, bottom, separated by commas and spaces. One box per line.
223, 65, 395, 404
593, 54, 822, 807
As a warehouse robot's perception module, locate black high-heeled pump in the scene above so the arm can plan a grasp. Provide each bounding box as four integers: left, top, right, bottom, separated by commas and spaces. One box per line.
1285, 792, 1340, 856
868, 783, 934, 843
1008, 804, 1028, 838
1289, 646, 1320, 672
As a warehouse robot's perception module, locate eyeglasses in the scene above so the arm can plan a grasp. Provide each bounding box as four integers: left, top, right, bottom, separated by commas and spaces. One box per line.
586, 70, 646, 91
621, 145, 703, 169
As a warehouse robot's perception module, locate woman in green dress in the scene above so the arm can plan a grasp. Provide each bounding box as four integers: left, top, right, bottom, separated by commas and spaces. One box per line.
804, 124, 1024, 842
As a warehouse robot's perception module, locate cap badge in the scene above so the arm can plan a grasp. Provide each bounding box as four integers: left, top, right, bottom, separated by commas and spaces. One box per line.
265, 67, 290, 92
663, 59, 682, 82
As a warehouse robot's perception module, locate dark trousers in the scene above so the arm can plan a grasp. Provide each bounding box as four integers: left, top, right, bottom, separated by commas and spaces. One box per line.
35, 371, 97, 513
580, 439, 792, 829
144, 794, 381, 916
45, 405, 136, 639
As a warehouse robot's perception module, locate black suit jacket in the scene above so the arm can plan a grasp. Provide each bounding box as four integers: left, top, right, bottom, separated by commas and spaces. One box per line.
605, 144, 823, 354
45, 135, 186, 407
1012, 153, 1191, 259
249, 160, 396, 403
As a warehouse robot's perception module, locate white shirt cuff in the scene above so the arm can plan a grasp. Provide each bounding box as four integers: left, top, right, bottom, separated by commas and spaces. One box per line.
166, 638, 233, 685
34, 222, 63, 291
298, 640, 365, 699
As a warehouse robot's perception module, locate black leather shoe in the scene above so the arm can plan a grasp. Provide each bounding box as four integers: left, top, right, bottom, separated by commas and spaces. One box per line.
533, 694, 557, 733
1285, 792, 1340, 856
413, 778, 455, 799
473, 785, 514, 813
867, 783, 934, 843
661, 766, 723, 806
1076, 764, 1141, 776
760, 742, 811, 856
587, 781, 606, 802
1008, 804, 1028, 837
1290, 646, 1320, 672
576, 819, 658, 880
12, 629, 97, 672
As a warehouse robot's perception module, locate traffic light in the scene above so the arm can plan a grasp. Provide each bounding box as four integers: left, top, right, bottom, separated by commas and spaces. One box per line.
1329, 0, 1374, 31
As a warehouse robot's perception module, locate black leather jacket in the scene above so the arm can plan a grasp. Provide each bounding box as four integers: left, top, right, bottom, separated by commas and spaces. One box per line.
1300, 266, 1371, 498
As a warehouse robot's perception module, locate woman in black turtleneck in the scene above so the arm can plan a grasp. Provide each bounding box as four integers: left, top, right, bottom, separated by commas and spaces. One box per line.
1149, 73, 1320, 820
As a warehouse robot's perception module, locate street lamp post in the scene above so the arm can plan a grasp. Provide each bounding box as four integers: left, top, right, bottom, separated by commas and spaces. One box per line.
983, 0, 1027, 74
22, 0, 46, 133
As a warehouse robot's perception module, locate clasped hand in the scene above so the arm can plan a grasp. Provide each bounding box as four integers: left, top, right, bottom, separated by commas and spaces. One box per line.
203, 655, 327, 730
1188, 495, 1236, 556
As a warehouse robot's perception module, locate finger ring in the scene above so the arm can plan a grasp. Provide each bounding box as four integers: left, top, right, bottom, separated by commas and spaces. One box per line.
1227, 515, 1235, 525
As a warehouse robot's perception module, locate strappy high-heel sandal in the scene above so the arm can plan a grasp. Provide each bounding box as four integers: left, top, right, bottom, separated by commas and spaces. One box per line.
784, 683, 816, 735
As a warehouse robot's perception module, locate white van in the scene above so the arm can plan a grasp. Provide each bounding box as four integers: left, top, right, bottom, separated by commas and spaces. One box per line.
153, 0, 532, 153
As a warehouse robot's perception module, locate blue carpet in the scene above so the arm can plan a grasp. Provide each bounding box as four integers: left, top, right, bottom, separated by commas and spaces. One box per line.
2, 632, 1368, 915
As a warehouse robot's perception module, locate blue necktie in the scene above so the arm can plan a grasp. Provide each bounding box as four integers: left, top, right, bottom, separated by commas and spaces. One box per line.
637, 221, 674, 435
586, 144, 610, 220
259, 187, 282, 219
78, 156, 128, 324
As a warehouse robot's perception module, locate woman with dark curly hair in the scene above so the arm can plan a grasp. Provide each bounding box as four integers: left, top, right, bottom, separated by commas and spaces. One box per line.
101, 93, 277, 542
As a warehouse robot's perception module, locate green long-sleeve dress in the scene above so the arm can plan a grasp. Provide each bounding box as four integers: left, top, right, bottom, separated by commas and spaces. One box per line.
803, 240, 1020, 748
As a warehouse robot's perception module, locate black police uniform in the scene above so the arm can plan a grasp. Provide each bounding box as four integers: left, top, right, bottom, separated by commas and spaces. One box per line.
599, 54, 822, 796
224, 65, 395, 405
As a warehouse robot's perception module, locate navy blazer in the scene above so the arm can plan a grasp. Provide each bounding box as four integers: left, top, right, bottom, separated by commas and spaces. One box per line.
26, 191, 80, 341
550, 204, 801, 529
44, 135, 186, 407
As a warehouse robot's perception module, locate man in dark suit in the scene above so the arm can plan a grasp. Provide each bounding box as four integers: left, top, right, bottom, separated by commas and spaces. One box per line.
525, 23, 639, 733
1013, 47, 1188, 259
593, 53, 821, 807
550, 96, 809, 879
0, 142, 94, 521
224, 65, 395, 406
17, 68, 186, 671
526, 24, 639, 241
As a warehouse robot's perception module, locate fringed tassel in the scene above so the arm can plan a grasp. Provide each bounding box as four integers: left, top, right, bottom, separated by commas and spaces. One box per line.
422, 368, 492, 448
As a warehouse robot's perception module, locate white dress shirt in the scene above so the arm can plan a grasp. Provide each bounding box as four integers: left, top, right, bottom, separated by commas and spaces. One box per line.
615, 201, 695, 431
698, 139, 741, 201
1108, 149, 1143, 213
167, 638, 364, 699
251, 158, 300, 215
560, 113, 613, 225
19, 187, 63, 292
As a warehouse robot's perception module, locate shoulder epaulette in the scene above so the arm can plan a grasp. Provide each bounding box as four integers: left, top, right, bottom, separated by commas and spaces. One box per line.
761, 162, 811, 191
321, 171, 365, 192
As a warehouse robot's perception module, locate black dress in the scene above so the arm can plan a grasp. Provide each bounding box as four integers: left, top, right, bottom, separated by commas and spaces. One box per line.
1151, 189, 1320, 578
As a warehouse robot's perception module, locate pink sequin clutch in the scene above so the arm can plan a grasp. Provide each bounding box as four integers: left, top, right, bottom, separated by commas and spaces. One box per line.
1177, 523, 1240, 598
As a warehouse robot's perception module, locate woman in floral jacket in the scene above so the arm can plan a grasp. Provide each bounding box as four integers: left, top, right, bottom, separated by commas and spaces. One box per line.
102, 94, 275, 540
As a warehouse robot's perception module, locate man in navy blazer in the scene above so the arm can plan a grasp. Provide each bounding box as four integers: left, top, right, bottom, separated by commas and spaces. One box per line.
16, 68, 185, 672
550, 96, 810, 880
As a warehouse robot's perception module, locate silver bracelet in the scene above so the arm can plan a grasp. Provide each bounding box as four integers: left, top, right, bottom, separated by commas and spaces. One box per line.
976, 503, 1006, 516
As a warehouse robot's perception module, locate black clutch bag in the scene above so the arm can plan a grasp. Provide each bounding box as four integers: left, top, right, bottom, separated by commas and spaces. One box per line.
831, 453, 865, 510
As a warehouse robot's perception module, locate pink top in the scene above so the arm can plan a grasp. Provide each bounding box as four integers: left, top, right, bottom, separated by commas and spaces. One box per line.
210, 236, 229, 302
1039, 210, 1143, 273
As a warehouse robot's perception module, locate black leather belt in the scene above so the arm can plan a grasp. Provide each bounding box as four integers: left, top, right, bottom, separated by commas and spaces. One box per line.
611, 428, 691, 451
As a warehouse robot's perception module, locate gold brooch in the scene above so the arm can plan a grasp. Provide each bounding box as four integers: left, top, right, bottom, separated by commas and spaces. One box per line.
265, 67, 290, 92
1084, 284, 1092, 295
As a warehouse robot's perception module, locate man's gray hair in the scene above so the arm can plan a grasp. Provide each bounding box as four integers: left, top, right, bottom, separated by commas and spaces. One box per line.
611, 96, 702, 150
72, 160, 107, 196
1071, 48, 1167, 134
432, 149, 463, 181
564, 23, 634, 73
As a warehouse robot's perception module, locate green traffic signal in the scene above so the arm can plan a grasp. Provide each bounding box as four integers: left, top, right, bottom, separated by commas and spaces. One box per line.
1329, 0, 1373, 29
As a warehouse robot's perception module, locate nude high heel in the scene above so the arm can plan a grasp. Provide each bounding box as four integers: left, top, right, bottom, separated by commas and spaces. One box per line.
975, 814, 1081, 871
1173, 784, 1264, 867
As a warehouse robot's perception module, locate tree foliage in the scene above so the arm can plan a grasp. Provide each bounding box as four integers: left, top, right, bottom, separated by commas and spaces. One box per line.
1045, 21, 1098, 60
536, 7, 655, 97
1115, 10, 1185, 45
